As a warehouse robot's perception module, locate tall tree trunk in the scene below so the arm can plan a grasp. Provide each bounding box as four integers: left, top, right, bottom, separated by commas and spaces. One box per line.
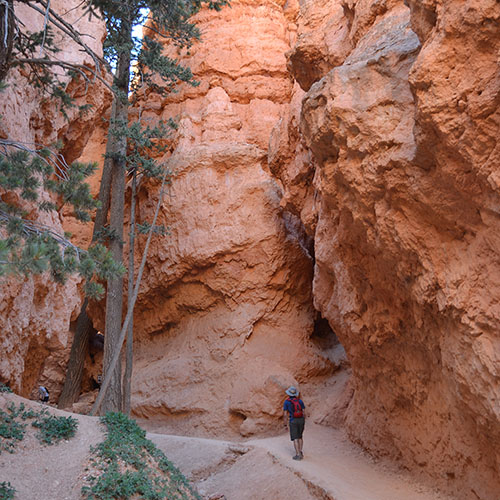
122, 167, 136, 414
57, 299, 92, 408
58, 108, 115, 409
100, 27, 132, 414
0, 0, 14, 82
91, 171, 168, 416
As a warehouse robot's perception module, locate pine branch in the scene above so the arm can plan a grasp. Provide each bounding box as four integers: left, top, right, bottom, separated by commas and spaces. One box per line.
0, 139, 70, 181
26, 0, 107, 73
15, 57, 113, 92
0, 210, 81, 253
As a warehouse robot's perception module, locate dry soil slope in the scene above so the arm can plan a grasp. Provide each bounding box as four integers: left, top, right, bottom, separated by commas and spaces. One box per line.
0, 393, 103, 500
1, 393, 452, 500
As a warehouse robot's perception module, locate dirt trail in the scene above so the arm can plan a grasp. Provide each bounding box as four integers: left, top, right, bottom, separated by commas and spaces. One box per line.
1, 393, 452, 500
248, 424, 451, 500
0, 393, 103, 500
149, 424, 452, 500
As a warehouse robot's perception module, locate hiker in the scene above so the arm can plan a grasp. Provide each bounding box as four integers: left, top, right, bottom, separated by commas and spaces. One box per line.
89, 331, 104, 363
283, 386, 305, 460
38, 386, 49, 403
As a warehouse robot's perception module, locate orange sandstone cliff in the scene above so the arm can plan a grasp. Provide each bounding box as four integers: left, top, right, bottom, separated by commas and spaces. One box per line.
277, 0, 500, 499
88, 0, 499, 496
1, 1, 499, 499
0, 1, 109, 398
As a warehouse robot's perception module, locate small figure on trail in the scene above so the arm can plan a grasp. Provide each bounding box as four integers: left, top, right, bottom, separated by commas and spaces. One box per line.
89, 331, 104, 363
38, 386, 49, 403
283, 386, 305, 460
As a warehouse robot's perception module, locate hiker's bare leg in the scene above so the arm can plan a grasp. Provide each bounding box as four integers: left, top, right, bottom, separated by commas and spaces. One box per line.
297, 438, 303, 455
293, 439, 300, 456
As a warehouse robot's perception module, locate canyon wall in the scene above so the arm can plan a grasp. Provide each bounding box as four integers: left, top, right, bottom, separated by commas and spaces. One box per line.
273, 0, 499, 498
0, 1, 108, 398
1, 0, 499, 498
86, 0, 337, 437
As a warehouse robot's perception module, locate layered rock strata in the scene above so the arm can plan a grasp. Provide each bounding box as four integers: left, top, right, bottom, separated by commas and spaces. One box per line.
86, 0, 335, 437
274, 0, 500, 498
0, 1, 108, 398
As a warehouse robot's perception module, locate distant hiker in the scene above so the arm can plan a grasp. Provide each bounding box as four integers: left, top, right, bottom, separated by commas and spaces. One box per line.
38, 386, 49, 403
89, 331, 104, 351
89, 331, 104, 363
283, 386, 305, 460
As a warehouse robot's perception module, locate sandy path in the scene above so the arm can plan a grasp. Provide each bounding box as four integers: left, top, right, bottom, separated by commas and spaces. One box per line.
248, 423, 451, 500
150, 433, 319, 500
0, 394, 102, 500
150, 424, 452, 500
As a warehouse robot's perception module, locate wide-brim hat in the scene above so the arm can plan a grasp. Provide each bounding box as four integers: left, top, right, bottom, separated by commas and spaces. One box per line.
285, 386, 299, 397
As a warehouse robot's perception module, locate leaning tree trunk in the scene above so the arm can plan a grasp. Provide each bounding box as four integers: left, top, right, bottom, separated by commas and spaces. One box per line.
0, 0, 14, 81
100, 28, 132, 414
122, 167, 137, 415
58, 113, 115, 409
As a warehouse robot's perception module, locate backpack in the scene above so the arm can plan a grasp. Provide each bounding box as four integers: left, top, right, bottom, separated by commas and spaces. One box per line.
287, 397, 303, 418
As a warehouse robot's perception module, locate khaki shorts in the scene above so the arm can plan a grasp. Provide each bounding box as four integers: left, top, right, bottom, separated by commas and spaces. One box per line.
289, 417, 305, 440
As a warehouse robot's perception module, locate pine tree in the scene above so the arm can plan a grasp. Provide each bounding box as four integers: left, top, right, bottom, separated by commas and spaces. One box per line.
1, 1, 119, 406
1, 0, 227, 412
0, 1, 121, 297
72, 0, 228, 414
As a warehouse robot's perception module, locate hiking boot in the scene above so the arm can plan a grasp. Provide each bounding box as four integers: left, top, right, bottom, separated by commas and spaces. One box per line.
293, 455, 302, 460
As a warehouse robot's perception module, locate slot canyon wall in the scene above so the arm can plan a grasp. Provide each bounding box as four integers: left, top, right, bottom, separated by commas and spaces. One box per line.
273, 0, 499, 499
95, 0, 496, 497
0, 0, 498, 499
0, 1, 109, 398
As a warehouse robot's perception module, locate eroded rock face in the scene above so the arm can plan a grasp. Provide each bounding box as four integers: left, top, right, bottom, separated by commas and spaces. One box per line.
276, 0, 500, 498
286, 0, 353, 92
3, 0, 498, 495
85, 0, 334, 437
0, 1, 108, 398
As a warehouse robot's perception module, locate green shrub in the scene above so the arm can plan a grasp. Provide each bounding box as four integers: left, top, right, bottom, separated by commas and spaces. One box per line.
82, 412, 199, 500
0, 383, 12, 393
0, 403, 28, 453
32, 414, 78, 445
0, 481, 15, 500
0, 402, 78, 452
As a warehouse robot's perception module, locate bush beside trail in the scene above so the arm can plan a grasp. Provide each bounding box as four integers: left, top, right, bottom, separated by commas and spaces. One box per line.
0, 402, 78, 453
82, 412, 199, 500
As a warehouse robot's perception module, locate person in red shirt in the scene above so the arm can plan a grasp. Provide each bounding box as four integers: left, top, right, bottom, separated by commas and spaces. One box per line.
283, 386, 306, 460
